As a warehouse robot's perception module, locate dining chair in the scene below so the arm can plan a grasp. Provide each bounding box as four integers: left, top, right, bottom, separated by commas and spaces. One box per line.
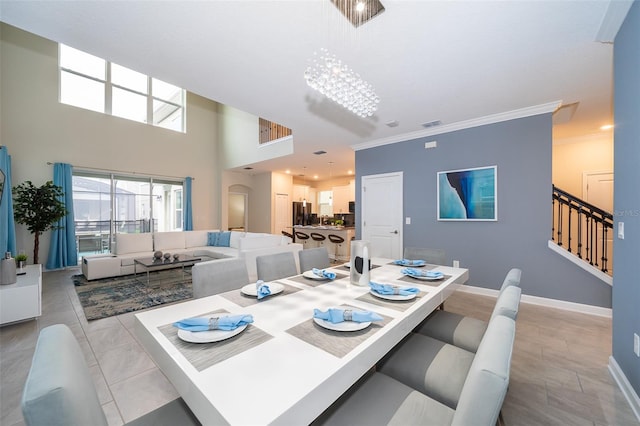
21, 324, 200, 426
414, 269, 522, 352
191, 258, 250, 298
256, 251, 298, 282
403, 247, 446, 265
299, 247, 331, 272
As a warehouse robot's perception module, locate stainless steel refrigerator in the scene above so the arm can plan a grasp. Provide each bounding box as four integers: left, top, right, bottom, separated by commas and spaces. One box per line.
292, 202, 312, 226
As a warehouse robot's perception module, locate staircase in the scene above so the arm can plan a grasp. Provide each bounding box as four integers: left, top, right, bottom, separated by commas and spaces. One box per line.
551, 185, 614, 281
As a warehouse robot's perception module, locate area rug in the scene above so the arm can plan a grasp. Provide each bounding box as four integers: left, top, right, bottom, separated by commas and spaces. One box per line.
73, 268, 193, 320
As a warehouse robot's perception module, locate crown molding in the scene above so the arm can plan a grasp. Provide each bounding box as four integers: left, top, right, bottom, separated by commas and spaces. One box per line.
595, 0, 634, 43
351, 101, 561, 152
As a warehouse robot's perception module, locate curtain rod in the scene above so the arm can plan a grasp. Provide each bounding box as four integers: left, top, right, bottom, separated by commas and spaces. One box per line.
46, 162, 193, 181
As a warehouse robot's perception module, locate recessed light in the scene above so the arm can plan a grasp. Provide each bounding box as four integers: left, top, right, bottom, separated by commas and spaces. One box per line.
600, 124, 614, 131
285, 170, 291, 174
314, 175, 319, 179
348, 170, 353, 175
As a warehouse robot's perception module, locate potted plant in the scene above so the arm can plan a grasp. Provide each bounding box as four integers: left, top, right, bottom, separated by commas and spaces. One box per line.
15, 253, 27, 269
12, 181, 68, 265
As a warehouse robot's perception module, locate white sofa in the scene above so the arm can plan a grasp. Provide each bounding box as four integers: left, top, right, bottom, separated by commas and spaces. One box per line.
81, 230, 302, 282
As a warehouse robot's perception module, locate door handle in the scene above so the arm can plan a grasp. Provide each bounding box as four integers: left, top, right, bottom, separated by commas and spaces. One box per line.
390, 230, 398, 234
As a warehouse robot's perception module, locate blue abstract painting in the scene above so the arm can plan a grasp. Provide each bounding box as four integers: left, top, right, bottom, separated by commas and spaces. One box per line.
437, 166, 497, 221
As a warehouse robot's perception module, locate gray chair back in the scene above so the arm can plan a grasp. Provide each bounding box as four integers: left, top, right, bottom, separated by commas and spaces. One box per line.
299, 247, 331, 272
490, 284, 522, 321
22, 324, 108, 426
451, 315, 515, 426
256, 251, 298, 281
403, 247, 446, 265
192, 258, 250, 298
499, 267, 522, 293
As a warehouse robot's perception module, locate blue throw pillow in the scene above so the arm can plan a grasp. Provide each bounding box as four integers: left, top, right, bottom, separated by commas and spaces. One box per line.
217, 231, 231, 247
207, 232, 219, 246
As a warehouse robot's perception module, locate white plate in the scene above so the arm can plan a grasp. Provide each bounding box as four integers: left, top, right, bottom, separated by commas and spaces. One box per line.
313, 317, 371, 332
240, 282, 284, 297
404, 273, 444, 281
369, 289, 417, 301
396, 262, 426, 267
177, 323, 248, 343
303, 270, 331, 280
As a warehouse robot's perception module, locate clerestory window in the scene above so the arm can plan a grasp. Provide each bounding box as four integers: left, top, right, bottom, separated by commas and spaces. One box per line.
59, 44, 186, 132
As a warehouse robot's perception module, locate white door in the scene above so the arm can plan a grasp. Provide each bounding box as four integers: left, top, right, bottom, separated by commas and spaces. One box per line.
583, 171, 614, 271
361, 172, 403, 259
274, 193, 290, 237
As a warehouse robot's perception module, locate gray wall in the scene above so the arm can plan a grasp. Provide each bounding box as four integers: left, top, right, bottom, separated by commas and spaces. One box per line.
613, 0, 640, 398
356, 113, 611, 307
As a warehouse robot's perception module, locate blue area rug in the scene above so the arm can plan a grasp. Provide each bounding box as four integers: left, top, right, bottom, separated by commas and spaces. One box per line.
73, 268, 192, 320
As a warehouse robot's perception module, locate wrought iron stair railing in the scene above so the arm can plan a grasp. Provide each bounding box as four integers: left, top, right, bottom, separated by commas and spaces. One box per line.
552, 185, 613, 274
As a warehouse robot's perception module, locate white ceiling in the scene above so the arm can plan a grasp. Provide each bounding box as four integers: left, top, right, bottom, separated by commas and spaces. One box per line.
1, 1, 620, 181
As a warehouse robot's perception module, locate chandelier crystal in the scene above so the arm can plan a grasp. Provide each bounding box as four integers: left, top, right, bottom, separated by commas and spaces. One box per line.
304, 48, 380, 118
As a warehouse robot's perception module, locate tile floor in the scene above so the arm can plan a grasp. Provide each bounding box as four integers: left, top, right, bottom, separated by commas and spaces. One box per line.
0, 267, 638, 425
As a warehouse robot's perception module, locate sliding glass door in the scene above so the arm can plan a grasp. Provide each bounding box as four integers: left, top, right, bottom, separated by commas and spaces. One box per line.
72, 172, 184, 261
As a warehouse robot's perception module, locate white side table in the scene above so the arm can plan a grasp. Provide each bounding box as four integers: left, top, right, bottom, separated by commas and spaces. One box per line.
0, 264, 42, 326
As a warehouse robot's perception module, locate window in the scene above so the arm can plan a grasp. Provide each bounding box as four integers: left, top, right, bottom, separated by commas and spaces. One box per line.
59, 44, 186, 132
72, 172, 185, 261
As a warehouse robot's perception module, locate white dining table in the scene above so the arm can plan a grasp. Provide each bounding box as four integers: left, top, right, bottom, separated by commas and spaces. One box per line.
134, 258, 469, 425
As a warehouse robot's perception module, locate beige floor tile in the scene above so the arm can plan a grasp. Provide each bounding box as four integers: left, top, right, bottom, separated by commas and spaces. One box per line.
102, 401, 124, 426
85, 322, 137, 354
109, 368, 179, 423
0, 320, 38, 354
89, 364, 114, 404
95, 340, 156, 386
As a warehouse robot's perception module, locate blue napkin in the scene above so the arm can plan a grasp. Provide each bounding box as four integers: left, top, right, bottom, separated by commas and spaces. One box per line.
256, 280, 271, 300
313, 308, 383, 324
312, 268, 336, 280
173, 314, 254, 331
394, 259, 426, 266
401, 268, 444, 279
369, 281, 419, 296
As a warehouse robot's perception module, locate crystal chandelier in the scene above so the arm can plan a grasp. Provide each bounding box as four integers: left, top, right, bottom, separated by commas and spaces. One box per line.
304, 48, 380, 118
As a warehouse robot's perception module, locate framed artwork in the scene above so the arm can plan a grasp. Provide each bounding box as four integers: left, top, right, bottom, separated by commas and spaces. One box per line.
437, 165, 497, 221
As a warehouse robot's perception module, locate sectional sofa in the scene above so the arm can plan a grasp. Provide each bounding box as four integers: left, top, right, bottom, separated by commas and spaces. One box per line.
81, 230, 302, 282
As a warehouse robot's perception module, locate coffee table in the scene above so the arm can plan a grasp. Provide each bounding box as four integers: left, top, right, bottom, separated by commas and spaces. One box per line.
133, 254, 201, 287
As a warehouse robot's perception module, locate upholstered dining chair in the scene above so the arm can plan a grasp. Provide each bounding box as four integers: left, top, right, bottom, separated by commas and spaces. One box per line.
21, 324, 200, 426
191, 258, 250, 298
299, 247, 331, 272
403, 247, 446, 265
256, 251, 298, 282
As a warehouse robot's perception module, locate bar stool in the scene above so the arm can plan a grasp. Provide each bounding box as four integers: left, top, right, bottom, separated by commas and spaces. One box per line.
294, 231, 311, 248
310, 232, 326, 250
328, 234, 345, 262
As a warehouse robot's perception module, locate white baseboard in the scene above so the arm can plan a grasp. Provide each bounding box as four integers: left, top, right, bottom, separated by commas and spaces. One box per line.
608, 356, 640, 422
456, 285, 612, 318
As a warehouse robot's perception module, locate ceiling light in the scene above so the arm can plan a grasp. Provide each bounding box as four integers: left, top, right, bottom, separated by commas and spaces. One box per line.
304, 48, 380, 118
348, 170, 353, 175
285, 169, 291, 174
600, 124, 614, 130
330, 0, 385, 28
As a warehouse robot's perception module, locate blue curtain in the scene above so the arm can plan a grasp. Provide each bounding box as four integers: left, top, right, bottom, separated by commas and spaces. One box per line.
184, 176, 193, 231
46, 163, 77, 269
0, 147, 16, 256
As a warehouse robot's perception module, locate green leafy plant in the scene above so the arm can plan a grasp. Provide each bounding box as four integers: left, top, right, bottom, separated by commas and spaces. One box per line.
12, 181, 67, 264
15, 253, 28, 263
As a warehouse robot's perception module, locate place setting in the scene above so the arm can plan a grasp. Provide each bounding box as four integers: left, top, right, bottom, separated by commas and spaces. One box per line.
355, 281, 425, 311
399, 267, 450, 286
157, 309, 273, 371
288, 267, 347, 287
219, 279, 302, 307
286, 305, 391, 358
392, 258, 428, 267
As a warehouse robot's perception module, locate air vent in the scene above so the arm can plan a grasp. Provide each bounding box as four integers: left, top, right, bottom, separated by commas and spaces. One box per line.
385, 120, 399, 128
421, 120, 442, 128
313, 150, 327, 155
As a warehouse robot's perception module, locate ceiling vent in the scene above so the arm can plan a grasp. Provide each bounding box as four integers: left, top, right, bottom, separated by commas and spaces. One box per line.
243, 167, 253, 170
313, 150, 327, 155
385, 120, 399, 128
421, 120, 442, 128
